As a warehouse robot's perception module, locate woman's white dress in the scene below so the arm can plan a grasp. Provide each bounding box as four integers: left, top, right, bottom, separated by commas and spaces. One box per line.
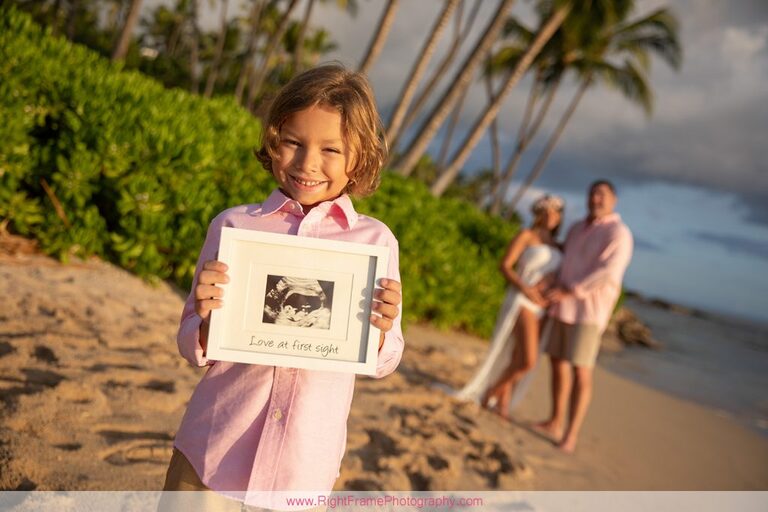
454, 244, 561, 411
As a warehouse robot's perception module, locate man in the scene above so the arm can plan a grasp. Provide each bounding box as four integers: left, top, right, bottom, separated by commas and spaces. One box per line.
537, 180, 633, 453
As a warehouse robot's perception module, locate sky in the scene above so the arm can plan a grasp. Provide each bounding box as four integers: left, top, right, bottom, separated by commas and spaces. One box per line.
179, 0, 768, 323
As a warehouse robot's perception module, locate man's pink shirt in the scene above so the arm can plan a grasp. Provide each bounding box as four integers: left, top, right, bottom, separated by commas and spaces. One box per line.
550, 212, 633, 330
174, 189, 404, 502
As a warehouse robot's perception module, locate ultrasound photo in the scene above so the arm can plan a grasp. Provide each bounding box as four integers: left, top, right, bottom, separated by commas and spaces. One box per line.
262, 275, 334, 329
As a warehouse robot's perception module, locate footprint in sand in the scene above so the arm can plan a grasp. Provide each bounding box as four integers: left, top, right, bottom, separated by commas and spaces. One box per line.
0, 368, 66, 411
0, 341, 14, 358
350, 429, 405, 473
32, 345, 59, 366
96, 428, 174, 466
86, 363, 145, 373
141, 380, 175, 394
53, 443, 82, 452
464, 439, 519, 488
406, 470, 430, 491
343, 478, 383, 491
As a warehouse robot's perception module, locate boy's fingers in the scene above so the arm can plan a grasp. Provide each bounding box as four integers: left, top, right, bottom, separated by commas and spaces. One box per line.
195, 299, 224, 317
373, 302, 399, 321
379, 278, 401, 293
199, 269, 229, 285
369, 314, 392, 332
374, 288, 401, 306
203, 260, 229, 272
195, 284, 224, 300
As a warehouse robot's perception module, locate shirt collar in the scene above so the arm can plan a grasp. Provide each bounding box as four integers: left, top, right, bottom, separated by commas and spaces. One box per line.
259, 189, 359, 229
586, 212, 621, 225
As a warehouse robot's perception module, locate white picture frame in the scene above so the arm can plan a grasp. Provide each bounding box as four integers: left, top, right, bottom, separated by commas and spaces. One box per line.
206, 227, 389, 375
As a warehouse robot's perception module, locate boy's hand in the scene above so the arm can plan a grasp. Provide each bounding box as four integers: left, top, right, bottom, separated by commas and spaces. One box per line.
194, 260, 229, 323
370, 278, 401, 349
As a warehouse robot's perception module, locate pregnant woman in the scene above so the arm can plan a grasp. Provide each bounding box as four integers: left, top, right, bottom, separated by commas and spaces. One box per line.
455, 195, 563, 418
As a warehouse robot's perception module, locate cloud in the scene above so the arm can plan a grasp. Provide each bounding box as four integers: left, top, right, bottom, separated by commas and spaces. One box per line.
689, 230, 768, 261
634, 237, 665, 253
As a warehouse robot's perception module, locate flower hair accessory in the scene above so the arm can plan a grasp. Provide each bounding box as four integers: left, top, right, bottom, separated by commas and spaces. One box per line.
531, 194, 565, 214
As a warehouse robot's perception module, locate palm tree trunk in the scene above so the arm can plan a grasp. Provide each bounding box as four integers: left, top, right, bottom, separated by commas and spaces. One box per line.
491, 73, 561, 215
489, 76, 540, 214
358, 0, 400, 75
394, 0, 482, 149
293, 0, 316, 74
436, 84, 470, 168
204, 0, 230, 98
235, 0, 267, 103
395, 0, 517, 178
246, 0, 301, 110
480, 72, 503, 210
385, 0, 459, 145
507, 76, 590, 212
485, 71, 501, 182
112, 0, 144, 61
65, 0, 80, 40
430, 3, 571, 197
52, 0, 66, 35
189, 0, 201, 94
168, 21, 182, 57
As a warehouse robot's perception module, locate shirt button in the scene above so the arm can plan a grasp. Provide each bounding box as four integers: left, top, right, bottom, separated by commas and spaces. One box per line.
272, 409, 283, 421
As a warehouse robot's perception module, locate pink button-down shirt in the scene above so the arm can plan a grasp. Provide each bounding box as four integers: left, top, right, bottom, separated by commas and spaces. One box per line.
173, 190, 404, 506
550, 212, 633, 330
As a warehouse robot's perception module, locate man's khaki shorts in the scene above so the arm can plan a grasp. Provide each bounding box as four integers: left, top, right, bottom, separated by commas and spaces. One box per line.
545, 318, 603, 368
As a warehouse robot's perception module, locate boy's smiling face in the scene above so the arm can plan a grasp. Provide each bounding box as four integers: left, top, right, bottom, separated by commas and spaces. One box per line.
273, 104, 355, 210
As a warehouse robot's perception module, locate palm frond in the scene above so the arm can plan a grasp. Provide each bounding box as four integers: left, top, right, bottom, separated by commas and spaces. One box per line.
503, 16, 535, 42
486, 45, 525, 76
590, 58, 653, 115
612, 8, 682, 69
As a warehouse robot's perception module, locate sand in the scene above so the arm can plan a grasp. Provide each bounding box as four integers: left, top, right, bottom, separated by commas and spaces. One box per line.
1, 235, 766, 491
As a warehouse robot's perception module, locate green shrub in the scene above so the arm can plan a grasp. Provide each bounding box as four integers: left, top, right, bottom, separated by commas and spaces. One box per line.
357, 176, 517, 334
0, 7, 269, 285
0, 7, 520, 337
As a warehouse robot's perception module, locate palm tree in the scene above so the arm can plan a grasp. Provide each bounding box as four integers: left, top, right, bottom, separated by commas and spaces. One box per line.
436, 85, 470, 169
429, 0, 572, 197
235, 0, 268, 103
392, 0, 483, 151
112, 0, 144, 61
188, 0, 201, 93
385, 0, 459, 145
506, 4, 681, 211
358, 0, 399, 75
484, 66, 502, 203
245, 0, 301, 110
293, 0, 357, 74
488, 70, 561, 213
487, 16, 564, 214
204, 0, 230, 97
293, 0, 316, 74
142, 1, 188, 58
394, 0, 517, 178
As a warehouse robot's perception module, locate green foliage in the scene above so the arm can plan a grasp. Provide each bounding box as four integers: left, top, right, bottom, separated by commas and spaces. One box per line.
0, 7, 269, 285
357, 175, 519, 335
1, 8, 520, 337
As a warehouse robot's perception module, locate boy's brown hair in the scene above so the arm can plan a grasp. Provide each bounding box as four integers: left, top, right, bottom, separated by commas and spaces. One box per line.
256, 63, 388, 197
